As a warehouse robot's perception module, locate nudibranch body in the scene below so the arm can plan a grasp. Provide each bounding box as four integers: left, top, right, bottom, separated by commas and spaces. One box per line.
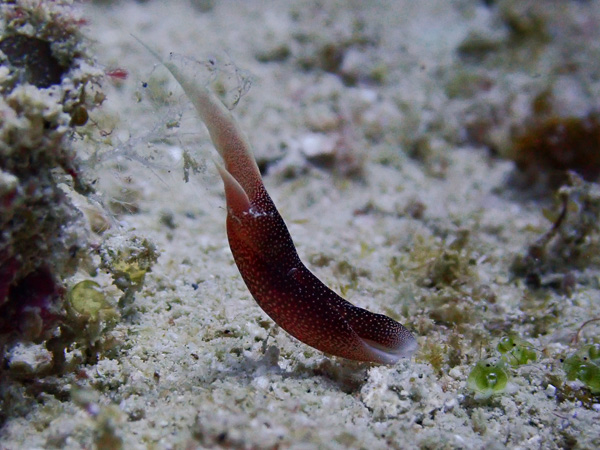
150, 46, 417, 364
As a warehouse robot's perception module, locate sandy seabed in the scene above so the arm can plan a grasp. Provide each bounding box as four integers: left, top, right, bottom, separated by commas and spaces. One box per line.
2, 0, 600, 448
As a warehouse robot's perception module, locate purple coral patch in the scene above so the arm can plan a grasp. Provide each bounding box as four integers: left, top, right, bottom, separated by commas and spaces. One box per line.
0, 268, 63, 339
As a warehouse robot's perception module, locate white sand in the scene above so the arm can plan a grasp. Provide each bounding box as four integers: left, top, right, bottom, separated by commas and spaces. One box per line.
2, 0, 600, 448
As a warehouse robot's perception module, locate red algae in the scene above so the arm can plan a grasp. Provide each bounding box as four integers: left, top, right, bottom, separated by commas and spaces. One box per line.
510, 113, 600, 185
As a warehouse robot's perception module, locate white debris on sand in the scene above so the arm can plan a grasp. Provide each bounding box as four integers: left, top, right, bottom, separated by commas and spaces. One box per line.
2, 0, 600, 449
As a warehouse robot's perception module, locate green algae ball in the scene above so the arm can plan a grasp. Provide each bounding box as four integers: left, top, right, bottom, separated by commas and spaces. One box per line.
563, 352, 600, 394
575, 363, 600, 393
467, 358, 509, 398
67, 280, 111, 321
497, 335, 537, 366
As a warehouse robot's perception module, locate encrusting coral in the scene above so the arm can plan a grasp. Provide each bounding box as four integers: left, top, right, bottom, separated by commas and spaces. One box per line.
0, 1, 102, 354
0, 1, 157, 380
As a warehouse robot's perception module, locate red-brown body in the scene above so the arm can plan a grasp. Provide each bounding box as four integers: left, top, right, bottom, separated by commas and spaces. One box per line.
226, 183, 416, 363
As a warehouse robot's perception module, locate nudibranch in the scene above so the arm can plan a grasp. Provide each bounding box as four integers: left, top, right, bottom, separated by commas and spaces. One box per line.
147, 45, 417, 364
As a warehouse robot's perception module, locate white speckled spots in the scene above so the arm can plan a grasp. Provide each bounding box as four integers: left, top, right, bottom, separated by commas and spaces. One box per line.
227, 185, 417, 364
